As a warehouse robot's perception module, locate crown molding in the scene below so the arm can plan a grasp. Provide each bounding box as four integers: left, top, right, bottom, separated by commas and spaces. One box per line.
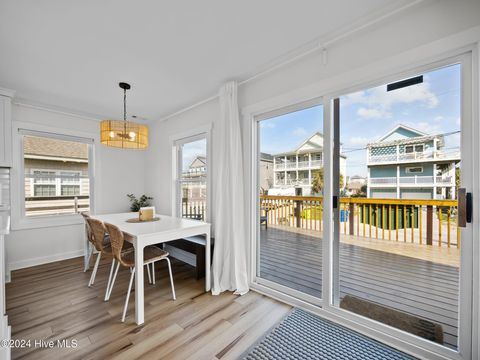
0, 87, 16, 98
12, 98, 109, 122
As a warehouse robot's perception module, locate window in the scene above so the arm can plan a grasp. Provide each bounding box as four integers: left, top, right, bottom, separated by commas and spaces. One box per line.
406, 166, 423, 174
22, 133, 91, 217
60, 171, 81, 196
32, 170, 56, 196
405, 144, 424, 153
174, 134, 208, 221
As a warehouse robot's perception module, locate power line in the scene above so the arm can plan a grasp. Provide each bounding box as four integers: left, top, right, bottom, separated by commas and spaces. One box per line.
341, 130, 460, 153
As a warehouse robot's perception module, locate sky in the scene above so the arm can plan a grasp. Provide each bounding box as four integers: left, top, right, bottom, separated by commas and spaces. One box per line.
182, 138, 207, 171
260, 63, 461, 178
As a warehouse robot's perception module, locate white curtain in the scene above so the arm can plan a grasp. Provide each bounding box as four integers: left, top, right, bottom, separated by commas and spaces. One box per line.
211, 81, 249, 296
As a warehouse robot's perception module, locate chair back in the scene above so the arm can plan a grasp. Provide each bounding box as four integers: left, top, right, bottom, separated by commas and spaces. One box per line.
81, 212, 95, 247
86, 218, 108, 252
104, 222, 128, 266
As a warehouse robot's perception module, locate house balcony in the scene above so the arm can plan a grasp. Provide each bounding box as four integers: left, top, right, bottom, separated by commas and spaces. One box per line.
274, 160, 323, 171
369, 175, 454, 187
367, 149, 460, 165
274, 178, 310, 186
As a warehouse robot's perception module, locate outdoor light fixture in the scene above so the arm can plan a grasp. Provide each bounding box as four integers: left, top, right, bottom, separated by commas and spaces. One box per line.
100, 82, 148, 149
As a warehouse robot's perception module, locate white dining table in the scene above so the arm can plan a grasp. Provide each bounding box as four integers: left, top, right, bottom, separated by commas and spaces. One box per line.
87, 212, 211, 325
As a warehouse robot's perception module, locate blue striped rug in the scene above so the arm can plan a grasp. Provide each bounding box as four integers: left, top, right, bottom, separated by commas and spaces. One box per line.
244, 309, 416, 360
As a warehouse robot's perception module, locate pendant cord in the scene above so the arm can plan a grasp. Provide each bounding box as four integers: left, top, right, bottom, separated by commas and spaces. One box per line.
123, 88, 127, 135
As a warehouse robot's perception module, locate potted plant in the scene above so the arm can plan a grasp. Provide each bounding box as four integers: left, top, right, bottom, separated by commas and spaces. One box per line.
127, 194, 153, 212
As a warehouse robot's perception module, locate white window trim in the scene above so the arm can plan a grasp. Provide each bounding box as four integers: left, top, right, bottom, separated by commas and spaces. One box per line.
170, 124, 212, 224
406, 166, 424, 174
11, 121, 99, 230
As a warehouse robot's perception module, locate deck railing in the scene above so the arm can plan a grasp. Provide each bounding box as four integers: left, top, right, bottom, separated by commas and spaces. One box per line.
181, 200, 206, 221
368, 149, 460, 164
260, 195, 460, 248
274, 160, 323, 171
369, 176, 453, 186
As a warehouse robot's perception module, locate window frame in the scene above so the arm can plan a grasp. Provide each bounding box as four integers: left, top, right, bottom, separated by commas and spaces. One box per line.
28, 169, 83, 197
170, 124, 212, 223
406, 166, 424, 174
59, 170, 82, 196
11, 123, 96, 230
405, 144, 424, 153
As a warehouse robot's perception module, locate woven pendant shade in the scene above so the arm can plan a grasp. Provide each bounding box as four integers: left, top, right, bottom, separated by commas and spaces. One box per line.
100, 82, 148, 149
100, 120, 148, 149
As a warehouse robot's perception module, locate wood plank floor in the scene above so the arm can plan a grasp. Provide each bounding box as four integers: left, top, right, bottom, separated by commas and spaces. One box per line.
260, 226, 459, 349
6, 257, 291, 360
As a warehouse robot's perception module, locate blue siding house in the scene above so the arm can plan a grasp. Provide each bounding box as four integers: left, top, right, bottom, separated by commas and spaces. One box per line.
367, 125, 460, 199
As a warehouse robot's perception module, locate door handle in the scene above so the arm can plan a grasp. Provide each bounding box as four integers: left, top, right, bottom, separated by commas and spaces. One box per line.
458, 188, 472, 228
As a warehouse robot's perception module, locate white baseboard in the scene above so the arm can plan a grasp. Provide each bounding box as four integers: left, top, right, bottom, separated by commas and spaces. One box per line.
8, 249, 84, 273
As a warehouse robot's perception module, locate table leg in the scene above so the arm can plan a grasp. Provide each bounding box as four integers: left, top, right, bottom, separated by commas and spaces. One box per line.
134, 240, 145, 325
205, 229, 211, 292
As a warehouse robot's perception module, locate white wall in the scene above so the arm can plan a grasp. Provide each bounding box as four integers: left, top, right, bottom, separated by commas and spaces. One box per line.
6, 104, 145, 271
145, 0, 480, 222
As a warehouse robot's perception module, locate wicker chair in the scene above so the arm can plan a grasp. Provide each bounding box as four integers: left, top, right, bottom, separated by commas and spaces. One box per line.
81, 212, 94, 272
84, 217, 133, 301
104, 222, 176, 322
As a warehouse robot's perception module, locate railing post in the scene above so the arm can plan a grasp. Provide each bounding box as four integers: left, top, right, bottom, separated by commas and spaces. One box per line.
74, 196, 78, 213
295, 199, 301, 228
349, 202, 355, 235
426, 205, 433, 245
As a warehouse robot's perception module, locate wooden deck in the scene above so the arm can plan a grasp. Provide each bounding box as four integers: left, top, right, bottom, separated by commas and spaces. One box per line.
259, 226, 459, 349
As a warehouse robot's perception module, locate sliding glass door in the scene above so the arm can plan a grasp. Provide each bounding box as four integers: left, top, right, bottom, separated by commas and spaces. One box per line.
255, 100, 324, 303
332, 57, 473, 356
252, 53, 474, 359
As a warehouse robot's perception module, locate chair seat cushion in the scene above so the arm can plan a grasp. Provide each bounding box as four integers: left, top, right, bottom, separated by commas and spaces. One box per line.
122, 246, 169, 267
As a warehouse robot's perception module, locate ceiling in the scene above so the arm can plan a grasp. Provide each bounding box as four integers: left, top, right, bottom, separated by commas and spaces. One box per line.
0, 0, 418, 122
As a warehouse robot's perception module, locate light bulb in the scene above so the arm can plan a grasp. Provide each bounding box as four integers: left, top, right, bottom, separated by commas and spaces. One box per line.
109, 131, 115, 138
129, 131, 136, 139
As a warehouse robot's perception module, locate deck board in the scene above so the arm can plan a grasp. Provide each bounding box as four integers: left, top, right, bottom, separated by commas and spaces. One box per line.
259, 226, 459, 350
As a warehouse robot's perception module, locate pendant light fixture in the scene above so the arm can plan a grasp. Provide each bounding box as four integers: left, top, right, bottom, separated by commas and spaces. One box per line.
100, 82, 148, 149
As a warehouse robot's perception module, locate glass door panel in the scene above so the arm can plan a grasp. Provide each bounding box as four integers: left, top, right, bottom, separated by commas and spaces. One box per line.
256, 103, 324, 300
333, 63, 467, 351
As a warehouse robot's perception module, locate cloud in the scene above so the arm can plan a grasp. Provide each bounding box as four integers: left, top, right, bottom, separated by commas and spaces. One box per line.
181, 139, 207, 168
292, 127, 307, 137
343, 81, 439, 109
357, 107, 392, 119
434, 116, 444, 122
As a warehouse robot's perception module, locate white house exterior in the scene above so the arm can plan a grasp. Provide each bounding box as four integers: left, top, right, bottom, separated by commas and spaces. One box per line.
367, 125, 460, 200
271, 132, 347, 195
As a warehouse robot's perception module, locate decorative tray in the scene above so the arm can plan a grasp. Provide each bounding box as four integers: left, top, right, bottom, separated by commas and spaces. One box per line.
126, 217, 160, 223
